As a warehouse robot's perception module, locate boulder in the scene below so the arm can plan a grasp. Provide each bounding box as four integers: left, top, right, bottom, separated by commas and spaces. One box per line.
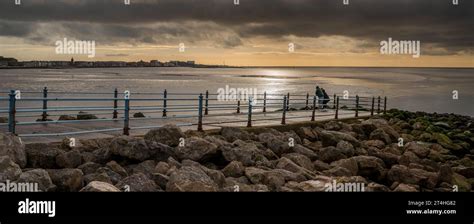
221, 140, 268, 166
154, 161, 170, 175
56, 149, 82, 168
296, 127, 318, 141
404, 142, 430, 158
47, 168, 83, 192
387, 165, 438, 189
16, 169, 56, 192
369, 128, 391, 144
0, 133, 27, 168
393, 183, 419, 192
109, 136, 152, 162
25, 143, 61, 168
220, 127, 253, 142
0, 155, 22, 182
175, 137, 218, 162
105, 161, 128, 177
151, 173, 169, 189
282, 153, 313, 171
352, 156, 386, 182
77, 111, 98, 120
222, 161, 245, 178
77, 162, 101, 175
244, 167, 285, 190
336, 140, 355, 157
58, 115, 76, 121
330, 158, 358, 176
80, 181, 121, 192
166, 166, 218, 192
144, 124, 185, 147
292, 144, 318, 160
319, 130, 361, 147
132, 160, 156, 177
133, 112, 145, 118
258, 132, 291, 156
319, 146, 346, 163
116, 173, 160, 192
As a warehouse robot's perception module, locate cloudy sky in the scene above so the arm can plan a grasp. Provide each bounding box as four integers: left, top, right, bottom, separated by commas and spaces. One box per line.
0, 0, 472, 67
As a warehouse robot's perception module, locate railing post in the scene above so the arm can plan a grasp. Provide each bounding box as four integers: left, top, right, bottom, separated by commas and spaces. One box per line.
311, 95, 316, 121
41, 87, 48, 121
247, 97, 253, 127
333, 94, 336, 109
123, 96, 130, 136
263, 91, 267, 113
205, 90, 209, 115
286, 92, 290, 110
371, 97, 375, 116
198, 94, 203, 131
113, 88, 118, 119
305, 93, 309, 109
281, 96, 287, 125
377, 96, 381, 114
355, 95, 359, 117
384, 96, 387, 114
162, 89, 167, 117
335, 96, 340, 119
237, 100, 240, 113
8, 90, 16, 135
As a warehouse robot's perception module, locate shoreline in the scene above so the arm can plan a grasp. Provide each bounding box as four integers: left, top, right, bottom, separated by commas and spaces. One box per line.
1, 109, 473, 192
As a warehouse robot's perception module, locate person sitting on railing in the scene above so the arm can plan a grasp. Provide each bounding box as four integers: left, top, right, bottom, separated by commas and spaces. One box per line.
322, 88, 330, 109
316, 86, 324, 109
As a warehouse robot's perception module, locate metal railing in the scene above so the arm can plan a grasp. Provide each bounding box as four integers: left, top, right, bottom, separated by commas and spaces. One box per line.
0, 87, 387, 137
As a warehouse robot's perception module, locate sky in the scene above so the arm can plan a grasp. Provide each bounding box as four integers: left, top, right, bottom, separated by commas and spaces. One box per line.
0, 0, 472, 67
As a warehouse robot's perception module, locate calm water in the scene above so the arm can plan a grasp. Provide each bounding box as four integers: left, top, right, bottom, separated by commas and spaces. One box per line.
0, 67, 473, 116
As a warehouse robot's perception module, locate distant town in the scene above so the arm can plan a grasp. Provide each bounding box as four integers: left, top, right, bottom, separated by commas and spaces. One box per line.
0, 56, 232, 69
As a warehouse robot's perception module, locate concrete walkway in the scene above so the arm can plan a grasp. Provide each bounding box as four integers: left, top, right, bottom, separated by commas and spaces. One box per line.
1, 109, 372, 144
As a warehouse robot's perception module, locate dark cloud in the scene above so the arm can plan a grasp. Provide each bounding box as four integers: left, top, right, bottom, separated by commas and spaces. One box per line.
0, 0, 472, 54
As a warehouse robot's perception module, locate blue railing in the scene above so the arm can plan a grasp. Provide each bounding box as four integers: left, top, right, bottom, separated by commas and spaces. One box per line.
0, 87, 387, 137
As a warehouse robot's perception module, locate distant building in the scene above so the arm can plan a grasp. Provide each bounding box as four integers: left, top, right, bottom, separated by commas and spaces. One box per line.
186, 61, 195, 66
150, 60, 162, 67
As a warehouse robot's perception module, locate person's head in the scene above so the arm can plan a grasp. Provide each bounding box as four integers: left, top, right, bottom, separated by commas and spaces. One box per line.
316, 86, 320, 89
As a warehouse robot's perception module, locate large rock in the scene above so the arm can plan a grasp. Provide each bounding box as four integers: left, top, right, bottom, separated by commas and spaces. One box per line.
175, 137, 218, 162
404, 142, 430, 158
222, 161, 245, 178
0, 155, 22, 182
387, 165, 438, 189
282, 153, 314, 171
319, 146, 347, 163
106, 161, 128, 177
25, 143, 62, 168
220, 127, 253, 142
352, 156, 386, 182
16, 169, 56, 192
369, 128, 391, 144
221, 140, 268, 166
144, 124, 185, 147
47, 168, 83, 192
244, 167, 285, 190
330, 158, 358, 176
276, 157, 315, 179
116, 173, 160, 192
258, 132, 291, 156
438, 165, 471, 192
78, 162, 102, 175
146, 141, 176, 161
166, 166, 218, 192
56, 149, 82, 168
80, 181, 121, 192
292, 144, 318, 160
319, 130, 360, 147
0, 133, 27, 168
109, 136, 152, 161
336, 140, 355, 157
296, 127, 318, 141
393, 183, 419, 192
